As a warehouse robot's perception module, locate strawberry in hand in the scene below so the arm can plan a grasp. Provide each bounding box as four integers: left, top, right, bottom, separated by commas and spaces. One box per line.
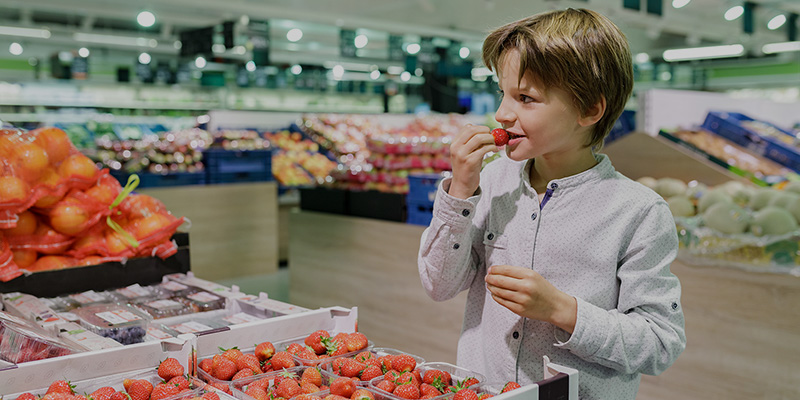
491, 128, 509, 146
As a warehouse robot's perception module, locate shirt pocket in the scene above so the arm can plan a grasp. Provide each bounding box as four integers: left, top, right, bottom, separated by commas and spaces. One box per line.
483, 230, 512, 266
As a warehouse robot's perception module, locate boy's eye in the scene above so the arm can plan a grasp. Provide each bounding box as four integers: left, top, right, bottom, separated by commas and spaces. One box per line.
520, 94, 534, 103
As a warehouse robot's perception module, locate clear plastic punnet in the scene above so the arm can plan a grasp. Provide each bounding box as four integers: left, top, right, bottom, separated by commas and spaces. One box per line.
71, 303, 151, 345
177, 291, 226, 312
150, 280, 196, 299
57, 290, 113, 310
109, 283, 158, 304
0, 311, 83, 363
325, 347, 425, 384
368, 361, 486, 400
135, 299, 194, 319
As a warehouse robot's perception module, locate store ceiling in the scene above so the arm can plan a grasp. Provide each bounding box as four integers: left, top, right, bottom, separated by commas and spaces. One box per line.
0, 0, 798, 67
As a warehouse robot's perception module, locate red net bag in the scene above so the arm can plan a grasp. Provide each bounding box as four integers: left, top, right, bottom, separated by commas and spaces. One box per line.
38, 183, 113, 237
0, 232, 23, 281
5, 215, 75, 255
0, 127, 102, 229
27, 255, 79, 272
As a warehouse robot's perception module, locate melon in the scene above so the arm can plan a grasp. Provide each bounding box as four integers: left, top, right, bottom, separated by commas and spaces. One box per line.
767, 192, 799, 209
785, 197, 800, 224
748, 188, 780, 211
783, 181, 800, 195
667, 196, 695, 217
636, 176, 657, 190
749, 206, 798, 236
703, 202, 750, 234
697, 189, 732, 214
685, 182, 708, 200
655, 178, 687, 198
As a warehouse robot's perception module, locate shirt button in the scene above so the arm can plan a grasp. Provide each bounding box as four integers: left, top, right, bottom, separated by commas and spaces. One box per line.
512, 331, 519, 339
551, 182, 558, 189
453, 243, 460, 250
487, 233, 494, 240
531, 213, 537, 221
672, 302, 678, 310
462, 209, 470, 217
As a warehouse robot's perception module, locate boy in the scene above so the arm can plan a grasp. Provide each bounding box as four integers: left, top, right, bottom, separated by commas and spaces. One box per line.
417, 8, 685, 399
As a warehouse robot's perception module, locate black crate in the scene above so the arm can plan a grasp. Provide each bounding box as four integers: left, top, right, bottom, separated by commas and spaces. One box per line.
109, 171, 206, 188
0, 233, 191, 298
299, 187, 348, 215
204, 149, 273, 184
348, 190, 406, 222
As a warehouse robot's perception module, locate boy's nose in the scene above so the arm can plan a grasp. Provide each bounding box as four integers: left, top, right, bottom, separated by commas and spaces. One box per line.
494, 98, 515, 126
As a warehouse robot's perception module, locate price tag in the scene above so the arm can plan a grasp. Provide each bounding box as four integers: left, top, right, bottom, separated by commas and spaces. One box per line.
171, 321, 213, 333
162, 282, 189, 292
70, 291, 105, 304
96, 310, 141, 325
145, 300, 183, 311
186, 292, 220, 303
146, 327, 174, 340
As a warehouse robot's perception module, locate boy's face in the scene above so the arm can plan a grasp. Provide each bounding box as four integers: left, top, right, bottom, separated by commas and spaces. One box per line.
495, 49, 591, 162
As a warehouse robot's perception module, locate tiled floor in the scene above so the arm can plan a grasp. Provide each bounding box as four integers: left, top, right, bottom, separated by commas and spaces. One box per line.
214, 268, 290, 303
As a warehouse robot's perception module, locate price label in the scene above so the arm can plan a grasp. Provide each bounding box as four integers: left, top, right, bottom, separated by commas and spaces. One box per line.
171, 321, 213, 333
187, 292, 220, 303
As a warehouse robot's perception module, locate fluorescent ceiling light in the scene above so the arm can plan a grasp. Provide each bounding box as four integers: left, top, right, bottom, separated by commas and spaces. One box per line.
9, 43, 23, 56
290, 64, 302, 75
195, 56, 207, 69
137, 11, 156, 27
724, 6, 744, 21
332, 65, 344, 79
78, 47, 90, 57
768, 14, 787, 30
762, 41, 800, 54
387, 66, 404, 75
459, 47, 470, 59
287, 28, 303, 42
663, 44, 744, 61
471, 67, 494, 76
354, 34, 368, 49
138, 52, 151, 65
635, 52, 651, 63
406, 43, 421, 55
415, 68, 423, 77
672, 0, 690, 9
74, 32, 158, 48
400, 71, 411, 82
0, 26, 51, 39
370, 70, 381, 80
245, 61, 256, 72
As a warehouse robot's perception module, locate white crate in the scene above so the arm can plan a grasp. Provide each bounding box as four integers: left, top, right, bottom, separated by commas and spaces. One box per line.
489, 356, 579, 400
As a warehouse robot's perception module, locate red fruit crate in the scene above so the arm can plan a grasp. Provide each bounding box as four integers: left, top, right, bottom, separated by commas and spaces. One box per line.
324, 347, 425, 385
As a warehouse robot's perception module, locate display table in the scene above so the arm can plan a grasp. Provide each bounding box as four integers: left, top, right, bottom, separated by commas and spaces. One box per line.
140, 182, 279, 281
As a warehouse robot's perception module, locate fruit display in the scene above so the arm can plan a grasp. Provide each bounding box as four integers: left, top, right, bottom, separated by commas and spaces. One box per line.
640, 176, 800, 272
326, 349, 425, 386
0, 311, 81, 363
211, 130, 269, 151
367, 362, 486, 400
264, 130, 337, 188
176, 291, 226, 313
94, 128, 210, 175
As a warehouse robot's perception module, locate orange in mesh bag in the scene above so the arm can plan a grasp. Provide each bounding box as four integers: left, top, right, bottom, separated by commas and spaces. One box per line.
27, 255, 79, 272
0, 232, 23, 282
5, 213, 75, 255
0, 127, 102, 228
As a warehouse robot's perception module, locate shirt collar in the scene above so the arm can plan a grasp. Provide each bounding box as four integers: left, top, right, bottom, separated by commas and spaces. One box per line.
520, 153, 615, 192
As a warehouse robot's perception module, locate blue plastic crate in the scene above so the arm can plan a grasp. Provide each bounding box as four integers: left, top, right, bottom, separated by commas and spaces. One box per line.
702, 111, 800, 173
205, 149, 272, 174
407, 174, 442, 207
406, 200, 434, 226
207, 170, 274, 185
136, 172, 206, 188
606, 110, 635, 144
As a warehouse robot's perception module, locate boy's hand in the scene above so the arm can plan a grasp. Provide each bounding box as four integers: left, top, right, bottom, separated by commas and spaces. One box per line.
448, 124, 498, 199
485, 265, 578, 334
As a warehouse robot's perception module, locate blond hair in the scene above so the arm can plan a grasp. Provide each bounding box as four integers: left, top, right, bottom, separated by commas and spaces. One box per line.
482, 8, 633, 149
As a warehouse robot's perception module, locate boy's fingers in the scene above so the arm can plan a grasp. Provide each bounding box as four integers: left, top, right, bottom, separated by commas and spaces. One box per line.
489, 264, 532, 279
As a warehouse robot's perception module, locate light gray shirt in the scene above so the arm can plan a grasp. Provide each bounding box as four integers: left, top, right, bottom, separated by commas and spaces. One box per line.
418, 153, 686, 399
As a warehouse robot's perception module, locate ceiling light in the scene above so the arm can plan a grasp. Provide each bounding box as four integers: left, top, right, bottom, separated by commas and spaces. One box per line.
9, 43, 23, 56
246, 61, 256, 72
762, 41, 800, 54
471, 67, 493, 76
0, 26, 50, 39
660, 71, 672, 81
354, 34, 368, 49
370, 70, 381, 80
635, 52, 651, 63
663, 44, 744, 61
174, 41, 182, 49
195, 56, 207, 69
768, 14, 787, 30
400, 71, 411, 82
415, 68, 423, 77
724, 6, 744, 21
459, 47, 470, 59
672, 0, 690, 8
406, 43, 421, 55
137, 11, 156, 27
332, 65, 344, 80
387, 66, 404, 75
240, 15, 250, 26
212, 44, 226, 53
234, 45, 246, 55
291, 64, 303, 75
138, 52, 151, 65
287, 28, 303, 42
78, 47, 90, 57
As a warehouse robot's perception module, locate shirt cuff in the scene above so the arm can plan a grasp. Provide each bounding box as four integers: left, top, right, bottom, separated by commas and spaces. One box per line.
432, 178, 481, 230
552, 297, 610, 358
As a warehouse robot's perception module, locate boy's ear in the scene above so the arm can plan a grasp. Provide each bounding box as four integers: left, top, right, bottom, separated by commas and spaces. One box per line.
578, 96, 606, 127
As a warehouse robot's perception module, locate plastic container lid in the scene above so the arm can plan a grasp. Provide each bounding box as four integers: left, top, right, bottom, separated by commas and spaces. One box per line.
136, 299, 194, 319
178, 291, 225, 312
57, 290, 112, 310
72, 304, 150, 345
0, 314, 83, 364
110, 284, 156, 303
150, 281, 195, 298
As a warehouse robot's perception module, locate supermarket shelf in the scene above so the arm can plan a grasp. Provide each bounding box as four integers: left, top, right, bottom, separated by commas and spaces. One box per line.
0, 113, 198, 126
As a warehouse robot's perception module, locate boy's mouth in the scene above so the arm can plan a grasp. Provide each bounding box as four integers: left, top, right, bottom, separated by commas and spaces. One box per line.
507, 131, 524, 139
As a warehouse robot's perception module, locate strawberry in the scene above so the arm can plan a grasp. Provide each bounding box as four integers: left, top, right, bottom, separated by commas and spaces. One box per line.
236, 353, 262, 374
247, 377, 270, 391
15, 394, 37, 400
422, 369, 444, 385
393, 384, 420, 400
270, 351, 297, 370
351, 389, 374, 400
326, 337, 348, 357
219, 347, 243, 363
330, 358, 347, 375
208, 382, 231, 395
353, 351, 372, 363
168, 375, 190, 390
109, 391, 130, 400
323, 396, 349, 400
491, 128, 509, 146
384, 370, 400, 383
244, 387, 268, 400
412, 370, 422, 386
396, 372, 418, 386
377, 356, 393, 372
328, 377, 356, 398
201, 393, 220, 400
340, 359, 365, 378
391, 355, 416, 373
477, 394, 494, 400
287, 342, 308, 355
274, 378, 302, 399
296, 395, 324, 400
419, 384, 441, 397
41, 394, 72, 400
231, 369, 255, 381
304, 330, 331, 355
360, 365, 383, 382
89, 386, 115, 400
211, 354, 237, 381
150, 383, 180, 400
157, 358, 184, 381
46, 380, 75, 395
125, 379, 152, 400
198, 359, 213, 375
501, 382, 521, 393
295, 347, 319, 362
301, 367, 323, 387
375, 380, 396, 393
442, 371, 452, 386
300, 382, 320, 394
344, 333, 368, 352
453, 389, 479, 400
254, 342, 275, 362
462, 377, 479, 387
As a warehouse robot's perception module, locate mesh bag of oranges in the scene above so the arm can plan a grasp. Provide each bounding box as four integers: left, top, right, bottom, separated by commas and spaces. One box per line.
0, 127, 186, 281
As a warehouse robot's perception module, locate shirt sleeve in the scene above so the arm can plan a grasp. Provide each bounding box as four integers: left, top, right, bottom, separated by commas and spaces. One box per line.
553, 200, 686, 376
418, 177, 483, 302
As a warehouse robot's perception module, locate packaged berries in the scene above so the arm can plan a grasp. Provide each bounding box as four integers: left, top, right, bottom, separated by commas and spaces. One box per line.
176, 291, 225, 313
0, 311, 82, 363
136, 299, 194, 319
71, 303, 150, 345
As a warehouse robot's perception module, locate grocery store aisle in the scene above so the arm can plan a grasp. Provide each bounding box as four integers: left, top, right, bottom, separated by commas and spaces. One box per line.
214, 268, 290, 303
